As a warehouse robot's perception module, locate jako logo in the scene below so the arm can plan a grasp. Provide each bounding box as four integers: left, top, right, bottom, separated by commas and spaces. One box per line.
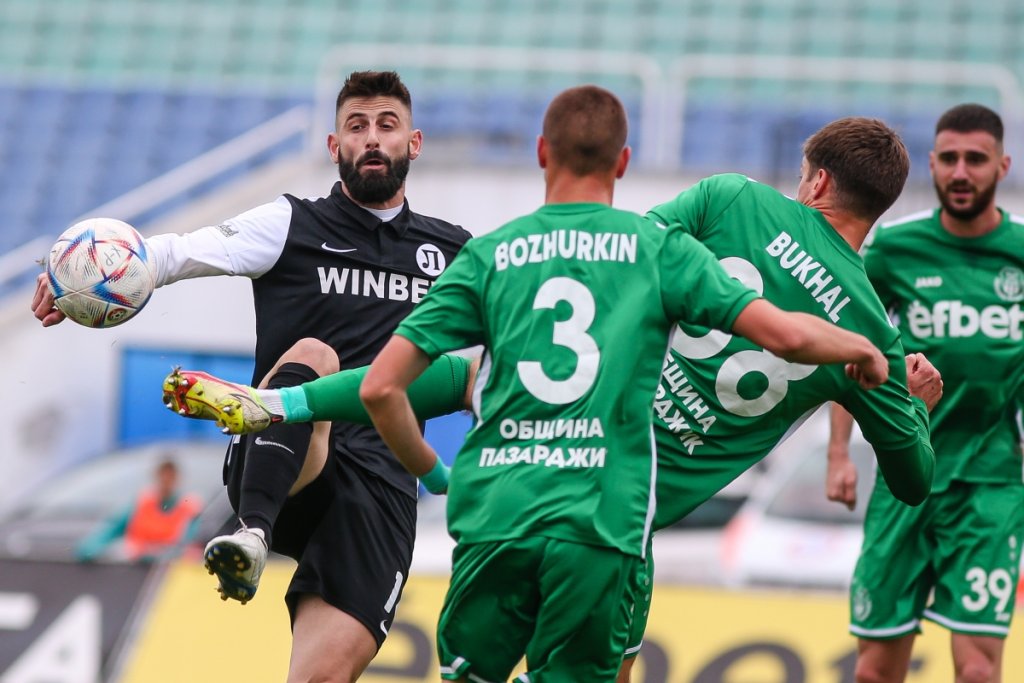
914, 276, 943, 288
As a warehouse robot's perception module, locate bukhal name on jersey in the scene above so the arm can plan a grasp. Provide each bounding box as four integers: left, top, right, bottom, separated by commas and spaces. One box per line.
478, 418, 607, 469
494, 230, 637, 271
317, 267, 432, 302
653, 354, 717, 454
765, 232, 851, 322
907, 300, 1024, 340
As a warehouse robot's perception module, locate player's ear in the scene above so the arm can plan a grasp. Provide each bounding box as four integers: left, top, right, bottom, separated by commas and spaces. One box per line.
615, 146, 631, 179
999, 153, 1011, 180
408, 129, 423, 161
537, 135, 548, 169
327, 133, 340, 164
813, 167, 830, 200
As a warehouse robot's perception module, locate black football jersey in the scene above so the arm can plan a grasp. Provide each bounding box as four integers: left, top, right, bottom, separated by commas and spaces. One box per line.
148, 181, 471, 496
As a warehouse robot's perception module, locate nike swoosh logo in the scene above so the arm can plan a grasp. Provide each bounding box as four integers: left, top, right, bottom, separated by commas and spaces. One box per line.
254, 436, 294, 454
321, 242, 357, 253
379, 620, 389, 636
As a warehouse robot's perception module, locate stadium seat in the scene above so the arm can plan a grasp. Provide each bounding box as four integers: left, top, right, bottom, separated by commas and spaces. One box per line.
3, 0, 1024, 256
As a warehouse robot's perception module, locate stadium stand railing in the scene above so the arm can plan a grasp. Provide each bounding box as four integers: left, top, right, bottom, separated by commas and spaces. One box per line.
0, 105, 309, 296
313, 43, 1024, 179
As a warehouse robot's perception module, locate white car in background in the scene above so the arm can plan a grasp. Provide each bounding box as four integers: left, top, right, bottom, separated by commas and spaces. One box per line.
720, 408, 876, 591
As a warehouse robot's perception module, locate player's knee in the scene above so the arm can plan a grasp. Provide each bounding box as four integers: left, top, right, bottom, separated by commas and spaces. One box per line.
854, 661, 894, 683
956, 658, 996, 683
288, 673, 356, 683
287, 660, 361, 683
281, 338, 340, 376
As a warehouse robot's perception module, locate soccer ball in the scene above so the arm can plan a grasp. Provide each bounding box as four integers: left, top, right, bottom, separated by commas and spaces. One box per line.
46, 218, 155, 328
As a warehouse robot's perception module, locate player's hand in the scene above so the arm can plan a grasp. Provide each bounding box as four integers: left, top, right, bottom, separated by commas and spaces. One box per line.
31, 273, 66, 327
825, 445, 858, 511
905, 353, 943, 411
844, 347, 888, 390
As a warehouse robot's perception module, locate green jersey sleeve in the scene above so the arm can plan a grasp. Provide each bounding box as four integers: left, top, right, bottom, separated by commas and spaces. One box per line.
658, 225, 761, 332
646, 174, 749, 239
395, 248, 486, 358
869, 397, 934, 506
839, 335, 934, 505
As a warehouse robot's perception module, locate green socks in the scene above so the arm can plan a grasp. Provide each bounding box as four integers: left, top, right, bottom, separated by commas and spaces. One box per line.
273, 353, 473, 425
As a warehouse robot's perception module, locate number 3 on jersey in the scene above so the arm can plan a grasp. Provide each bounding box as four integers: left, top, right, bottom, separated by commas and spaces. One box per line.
671, 257, 815, 417
517, 277, 599, 405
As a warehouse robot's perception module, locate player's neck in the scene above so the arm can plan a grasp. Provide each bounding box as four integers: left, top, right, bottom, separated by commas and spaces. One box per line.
817, 208, 871, 251
544, 172, 615, 205
939, 204, 1002, 238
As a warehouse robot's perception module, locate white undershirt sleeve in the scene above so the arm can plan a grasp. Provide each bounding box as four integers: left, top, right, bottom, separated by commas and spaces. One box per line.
145, 195, 293, 288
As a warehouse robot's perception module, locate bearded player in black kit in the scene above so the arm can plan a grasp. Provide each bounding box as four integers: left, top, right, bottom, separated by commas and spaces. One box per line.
31, 71, 472, 681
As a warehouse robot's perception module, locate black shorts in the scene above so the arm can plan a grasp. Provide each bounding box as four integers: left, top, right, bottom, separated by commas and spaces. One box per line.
224, 436, 417, 649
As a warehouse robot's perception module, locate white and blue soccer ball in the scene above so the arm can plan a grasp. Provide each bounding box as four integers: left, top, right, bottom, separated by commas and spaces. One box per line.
46, 217, 155, 328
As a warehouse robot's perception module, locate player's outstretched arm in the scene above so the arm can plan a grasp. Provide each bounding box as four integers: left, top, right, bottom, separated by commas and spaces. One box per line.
731, 299, 888, 389
31, 273, 66, 327
361, 335, 450, 494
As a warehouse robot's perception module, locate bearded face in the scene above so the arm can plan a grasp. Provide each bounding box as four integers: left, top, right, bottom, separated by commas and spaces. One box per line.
933, 170, 999, 222
338, 148, 411, 205
930, 129, 1006, 223
331, 94, 421, 207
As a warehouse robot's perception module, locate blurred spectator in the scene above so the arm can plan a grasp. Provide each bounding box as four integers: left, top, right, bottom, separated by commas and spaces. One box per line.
76, 458, 201, 562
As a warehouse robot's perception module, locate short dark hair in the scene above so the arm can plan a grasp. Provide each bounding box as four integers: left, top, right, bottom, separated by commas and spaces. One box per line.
935, 103, 1003, 144
802, 117, 909, 223
542, 85, 627, 176
335, 71, 412, 116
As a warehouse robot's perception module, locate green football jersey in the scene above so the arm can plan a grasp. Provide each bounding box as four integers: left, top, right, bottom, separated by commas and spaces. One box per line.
395, 202, 759, 556
647, 174, 933, 529
864, 208, 1024, 491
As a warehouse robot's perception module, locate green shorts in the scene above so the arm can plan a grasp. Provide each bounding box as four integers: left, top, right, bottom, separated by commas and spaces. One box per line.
436, 536, 641, 682
850, 478, 1024, 640
623, 538, 655, 658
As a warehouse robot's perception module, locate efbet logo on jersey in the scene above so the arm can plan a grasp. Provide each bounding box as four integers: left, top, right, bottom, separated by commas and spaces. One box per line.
907, 299, 1024, 340
994, 267, 1024, 303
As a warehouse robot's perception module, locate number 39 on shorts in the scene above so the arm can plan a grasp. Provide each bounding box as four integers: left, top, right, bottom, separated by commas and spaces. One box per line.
962, 566, 1014, 617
